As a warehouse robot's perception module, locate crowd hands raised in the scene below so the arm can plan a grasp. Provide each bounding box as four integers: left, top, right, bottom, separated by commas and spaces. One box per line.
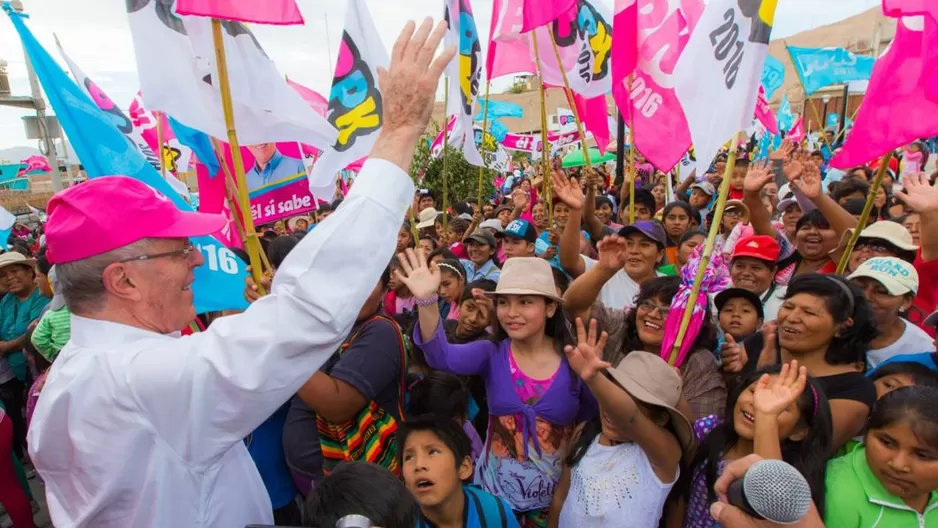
233, 65, 938, 526
12, 17, 938, 528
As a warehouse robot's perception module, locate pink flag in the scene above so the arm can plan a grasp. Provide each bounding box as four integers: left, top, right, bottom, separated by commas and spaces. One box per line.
754, 87, 779, 135
17, 155, 51, 176
516, 0, 578, 33
573, 92, 611, 153
175, 0, 304, 25
831, 14, 938, 168
612, 0, 638, 84
787, 117, 805, 144
286, 79, 328, 117
611, 0, 704, 171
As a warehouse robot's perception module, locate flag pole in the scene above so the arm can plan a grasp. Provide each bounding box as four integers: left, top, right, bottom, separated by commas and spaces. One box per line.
784, 44, 832, 152
667, 131, 741, 366
211, 19, 266, 294
155, 112, 167, 181
546, 31, 593, 176
477, 79, 492, 210
835, 151, 893, 275
442, 77, 450, 239
531, 31, 553, 225
627, 76, 637, 224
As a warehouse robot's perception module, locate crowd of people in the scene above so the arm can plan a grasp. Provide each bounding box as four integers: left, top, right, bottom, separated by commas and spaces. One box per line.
1, 16, 936, 528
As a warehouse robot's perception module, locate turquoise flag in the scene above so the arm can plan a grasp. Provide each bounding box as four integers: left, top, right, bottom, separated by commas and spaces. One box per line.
788, 46, 875, 95
5, 5, 248, 313
761, 56, 785, 99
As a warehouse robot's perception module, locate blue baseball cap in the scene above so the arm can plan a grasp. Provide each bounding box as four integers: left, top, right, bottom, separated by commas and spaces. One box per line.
504, 219, 537, 243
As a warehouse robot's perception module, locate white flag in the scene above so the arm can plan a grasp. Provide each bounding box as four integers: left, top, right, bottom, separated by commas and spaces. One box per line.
307, 0, 389, 197
533, 0, 612, 99
673, 0, 778, 176
126, 0, 337, 149
557, 107, 576, 133
443, 0, 484, 167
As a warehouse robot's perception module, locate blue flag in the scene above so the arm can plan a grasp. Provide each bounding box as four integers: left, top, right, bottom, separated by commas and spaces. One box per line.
761, 56, 785, 100
826, 113, 840, 129
6, 5, 248, 313
777, 95, 795, 132
488, 120, 509, 142
474, 99, 523, 121
168, 116, 220, 177
788, 46, 875, 95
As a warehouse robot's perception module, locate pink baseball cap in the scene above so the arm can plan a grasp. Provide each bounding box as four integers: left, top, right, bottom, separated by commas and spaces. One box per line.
45, 176, 227, 264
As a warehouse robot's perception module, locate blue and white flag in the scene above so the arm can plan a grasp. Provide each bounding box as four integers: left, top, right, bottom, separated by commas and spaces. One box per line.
826, 112, 840, 129
788, 46, 876, 95
0, 205, 15, 250
777, 95, 795, 132
761, 55, 785, 99
474, 99, 523, 121
6, 5, 248, 313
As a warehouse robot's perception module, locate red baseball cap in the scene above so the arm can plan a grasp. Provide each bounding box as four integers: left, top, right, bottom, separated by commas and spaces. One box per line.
732, 235, 780, 263
45, 177, 227, 264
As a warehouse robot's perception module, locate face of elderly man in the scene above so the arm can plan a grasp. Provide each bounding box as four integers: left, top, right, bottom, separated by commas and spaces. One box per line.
104, 238, 205, 333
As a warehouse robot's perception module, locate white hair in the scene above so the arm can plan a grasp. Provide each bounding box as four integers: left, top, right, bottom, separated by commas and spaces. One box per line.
55, 238, 155, 315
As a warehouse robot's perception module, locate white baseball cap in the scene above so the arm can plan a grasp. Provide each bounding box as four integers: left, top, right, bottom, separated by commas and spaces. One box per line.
848, 256, 919, 296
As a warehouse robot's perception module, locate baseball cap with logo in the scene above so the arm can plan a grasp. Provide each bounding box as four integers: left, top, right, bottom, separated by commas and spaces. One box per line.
848, 256, 919, 296
732, 235, 780, 264
44, 176, 226, 265
503, 219, 537, 243
618, 220, 667, 248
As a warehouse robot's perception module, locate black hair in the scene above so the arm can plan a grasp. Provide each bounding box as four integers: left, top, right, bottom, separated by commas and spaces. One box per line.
866, 386, 938, 451
452, 201, 474, 217
783, 274, 879, 366
662, 200, 693, 221
595, 196, 615, 210
460, 279, 496, 304
679, 229, 706, 246
870, 362, 938, 389
230, 248, 250, 265
428, 247, 458, 262
449, 218, 471, 235
380, 261, 393, 289
10, 240, 31, 258
396, 414, 473, 475
832, 179, 870, 203
266, 236, 299, 270
408, 373, 469, 420
36, 251, 51, 276
437, 259, 465, 281
418, 236, 439, 251
633, 188, 658, 213
551, 267, 570, 295
849, 166, 874, 182
842, 198, 880, 221
304, 461, 419, 528
795, 209, 832, 233
330, 199, 344, 210
670, 366, 833, 514
616, 277, 716, 364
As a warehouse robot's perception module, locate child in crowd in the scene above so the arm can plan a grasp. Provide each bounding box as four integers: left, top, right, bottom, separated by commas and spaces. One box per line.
438, 259, 467, 321
30, 266, 70, 363
305, 461, 419, 528
409, 372, 484, 462
552, 324, 691, 528
668, 363, 833, 528
825, 386, 938, 527
869, 360, 938, 400
386, 256, 419, 318
714, 288, 764, 358
400, 415, 520, 528
401, 252, 594, 527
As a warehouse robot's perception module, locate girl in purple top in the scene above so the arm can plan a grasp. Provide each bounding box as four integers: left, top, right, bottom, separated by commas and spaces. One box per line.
396, 249, 595, 528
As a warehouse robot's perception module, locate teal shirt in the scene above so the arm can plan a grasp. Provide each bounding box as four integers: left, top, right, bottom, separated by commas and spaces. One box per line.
826, 446, 938, 527
0, 289, 49, 381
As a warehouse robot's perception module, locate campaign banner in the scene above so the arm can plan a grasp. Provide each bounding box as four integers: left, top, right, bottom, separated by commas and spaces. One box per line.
788, 46, 876, 95
761, 55, 786, 99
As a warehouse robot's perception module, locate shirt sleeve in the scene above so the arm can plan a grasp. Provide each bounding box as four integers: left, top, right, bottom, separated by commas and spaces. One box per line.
329, 319, 403, 403
124, 159, 415, 464
681, 350, 728, 421
412, 320, 496, 376
590, 301, 628, 366
30, 312, 54, 358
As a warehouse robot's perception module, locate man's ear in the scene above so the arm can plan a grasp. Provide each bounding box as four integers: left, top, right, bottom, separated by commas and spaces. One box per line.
458, 455, 473, 481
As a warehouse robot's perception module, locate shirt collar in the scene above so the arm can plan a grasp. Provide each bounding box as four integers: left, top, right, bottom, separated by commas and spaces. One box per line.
69, 315, 182, 349
254, 150, 284, 177
851, 446, 938, 510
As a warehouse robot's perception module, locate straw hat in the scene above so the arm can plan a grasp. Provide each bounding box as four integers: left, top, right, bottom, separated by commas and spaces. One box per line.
487, 257, 562, 303
606, 351, 695, 451
0, 252, 35, 273
416, 208, 440, 229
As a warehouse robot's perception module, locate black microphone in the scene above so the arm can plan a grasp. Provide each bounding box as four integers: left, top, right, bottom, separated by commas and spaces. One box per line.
726, 459, 813, 524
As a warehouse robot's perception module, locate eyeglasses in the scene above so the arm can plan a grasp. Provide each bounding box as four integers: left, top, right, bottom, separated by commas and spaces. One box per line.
725, 209, 744, 218
119, 242, 196, 263
638, 299, 671, 317
855, 241, 895, 255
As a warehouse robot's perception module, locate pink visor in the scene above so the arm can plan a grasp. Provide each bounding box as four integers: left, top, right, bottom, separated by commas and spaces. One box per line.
44, 176, 227, 264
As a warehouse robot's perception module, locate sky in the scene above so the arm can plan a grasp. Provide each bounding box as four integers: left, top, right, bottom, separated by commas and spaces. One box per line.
0, 0, 882, 155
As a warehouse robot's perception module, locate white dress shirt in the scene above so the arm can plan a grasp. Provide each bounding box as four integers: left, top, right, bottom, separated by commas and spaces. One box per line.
28, 159, 414, 528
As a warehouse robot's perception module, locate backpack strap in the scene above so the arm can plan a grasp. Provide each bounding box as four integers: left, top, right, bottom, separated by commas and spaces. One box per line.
367, 314, 409, 422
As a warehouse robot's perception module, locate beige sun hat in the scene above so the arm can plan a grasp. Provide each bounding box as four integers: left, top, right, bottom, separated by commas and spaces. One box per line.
831, 220, 918, 261
487, 257, 562, 303
416, 208, 440, 229
0, 252, 35, 273
605, 351, 695, 451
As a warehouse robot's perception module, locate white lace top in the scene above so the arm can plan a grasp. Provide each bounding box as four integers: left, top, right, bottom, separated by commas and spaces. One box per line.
558, 436, 677, 528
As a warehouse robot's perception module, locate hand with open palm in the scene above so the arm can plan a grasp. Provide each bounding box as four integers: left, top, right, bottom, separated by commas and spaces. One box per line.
551, 171, 585, 210
769, 139, 794, 162
790, 160, 822, 200
564, 318, 611, 382
752, 361, 808, 417
896, 172, 938, 214
394, 248, 441, 300
743, 159, 773, 194
596, 235, 628, 273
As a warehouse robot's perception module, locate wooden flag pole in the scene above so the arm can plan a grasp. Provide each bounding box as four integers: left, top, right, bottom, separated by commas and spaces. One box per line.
211, 19, 266, 294
832, 104, 861, 146
531, 31, 553, 225
441, 78, 451, 239
667, 132, 741, 366
835, 151, 893, 275
477, 80, 492, 210
546, 31, 593, 176
155, 111, 168, 181
627, 76, 637, 224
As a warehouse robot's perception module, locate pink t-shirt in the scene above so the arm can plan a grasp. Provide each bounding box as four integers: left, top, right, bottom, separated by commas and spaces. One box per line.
508, 348, 559, 405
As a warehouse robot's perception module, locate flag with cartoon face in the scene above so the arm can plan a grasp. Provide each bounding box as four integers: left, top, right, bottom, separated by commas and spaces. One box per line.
534, 0, 613, 99
444, 0, 484, 167
673, 0, 779, 178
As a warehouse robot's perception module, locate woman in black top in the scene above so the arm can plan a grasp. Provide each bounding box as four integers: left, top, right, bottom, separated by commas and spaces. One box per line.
723, 274, 878, 450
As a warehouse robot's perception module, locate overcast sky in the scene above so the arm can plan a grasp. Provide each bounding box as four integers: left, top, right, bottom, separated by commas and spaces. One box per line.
0, 0, 882, 152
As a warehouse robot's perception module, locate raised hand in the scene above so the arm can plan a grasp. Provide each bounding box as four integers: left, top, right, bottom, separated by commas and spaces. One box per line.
790, 159, 822, 200
769, 139, 794, 162
743, 159, 773, 194
548, 227, 561, 245
895, 172, 938, 213
541, 246, 558, 260
564, 318, 611, 382
511, 188, 529, 210
721, 334, 748, 374
596, 235, 628, 272
551, 171, 585, 210
244, 266, 272, 304
752, 361, 808, 417
394, 248, 441, 300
